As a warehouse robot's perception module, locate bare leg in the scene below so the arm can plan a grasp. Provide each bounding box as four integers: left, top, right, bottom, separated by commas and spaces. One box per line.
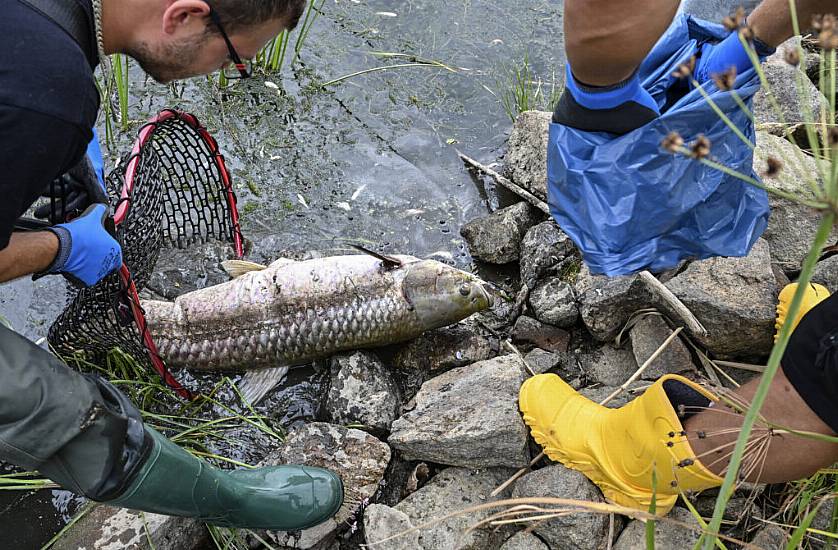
565, 0, 680, 85
685, 368, 838, 483
750, 0, 836, 47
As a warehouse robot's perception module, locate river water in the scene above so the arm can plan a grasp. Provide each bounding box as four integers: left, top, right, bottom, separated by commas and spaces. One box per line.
0, 1, 565, 547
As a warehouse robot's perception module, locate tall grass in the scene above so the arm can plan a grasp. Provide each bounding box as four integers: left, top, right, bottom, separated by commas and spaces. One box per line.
496, 54, 562, 122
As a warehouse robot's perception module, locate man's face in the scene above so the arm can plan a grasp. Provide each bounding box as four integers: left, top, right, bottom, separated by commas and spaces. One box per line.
129, 17, 285, 84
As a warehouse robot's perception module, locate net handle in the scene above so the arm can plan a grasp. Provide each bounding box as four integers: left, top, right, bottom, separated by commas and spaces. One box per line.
116, 109, 244, 258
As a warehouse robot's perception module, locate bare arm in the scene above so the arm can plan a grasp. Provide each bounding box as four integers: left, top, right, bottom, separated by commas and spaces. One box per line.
0, 232, 59, 283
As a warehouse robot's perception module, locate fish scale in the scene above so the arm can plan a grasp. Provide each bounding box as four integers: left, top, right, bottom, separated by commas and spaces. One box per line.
141, 253, 493, 402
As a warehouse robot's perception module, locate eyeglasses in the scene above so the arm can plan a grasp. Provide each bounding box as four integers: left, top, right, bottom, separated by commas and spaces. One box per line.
206, 4, 252, 79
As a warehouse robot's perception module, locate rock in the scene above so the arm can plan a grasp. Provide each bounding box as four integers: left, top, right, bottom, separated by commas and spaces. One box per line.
511, 465, 609, 550
529, 278, 580, 328
500, 531, 550, 550
812, 255, 838, 292
520, 221, 577, 286
665, 239, 778, 358
505, 111, 552, 201
577, 343, 638, 387
389, 355, 530, 468
754, 63, 828, 140
579, 381, 649, 409
679, 0, 760, 21
750, 525, 788, 548
755, 132, 837, 273
524, 348, 563, 375
512, 316, 570, 353
327, 351, 401, 433
52, 505, 206, 550
575, 265, 653, 342
395, 467, 517, 550
612, 507, 700, 550
363, 504, 419, 550
461, 202, 542, 264
629, 315, 695, 379
262, 423, 391, 548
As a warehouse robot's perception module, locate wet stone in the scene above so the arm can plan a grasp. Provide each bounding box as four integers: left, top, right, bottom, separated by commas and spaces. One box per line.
326, 351, 401, 434
505, 111, 552, 202
394, 467, 517, 550
665, 239, 778, 358
519, 221, 577, 287
261, 423, 391, 548
511, 465, 610, 550
577, 343, 638, 388
461, 201, 542, 264
500, 531, 550, 550
529, 277, 579, 328
612, 507, 700, 550
755, 132, 838, 274
512, 316, 571, 353
629, 315, 695, 379
389, 355, 530, 468
574, 265, 653, 342
363, 504, 418, 550
750, 525, 788, 548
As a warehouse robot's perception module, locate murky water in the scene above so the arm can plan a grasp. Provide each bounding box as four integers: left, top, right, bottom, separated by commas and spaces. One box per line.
0, 0, 565, 547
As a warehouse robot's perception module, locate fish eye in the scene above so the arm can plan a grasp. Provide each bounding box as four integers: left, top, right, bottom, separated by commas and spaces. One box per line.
459, 284, 471, 297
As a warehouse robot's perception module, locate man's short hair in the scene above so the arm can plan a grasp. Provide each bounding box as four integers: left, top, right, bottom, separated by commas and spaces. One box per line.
210, 0, 307, 33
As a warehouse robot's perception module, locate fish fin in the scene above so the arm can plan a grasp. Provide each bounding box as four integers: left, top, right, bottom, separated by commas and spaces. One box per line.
350, 244, 403, 270
238, 366, 290, 404
222, 260, 268, 278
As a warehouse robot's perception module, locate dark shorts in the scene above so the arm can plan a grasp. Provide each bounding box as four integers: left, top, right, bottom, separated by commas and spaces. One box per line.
782, 291, 838, 433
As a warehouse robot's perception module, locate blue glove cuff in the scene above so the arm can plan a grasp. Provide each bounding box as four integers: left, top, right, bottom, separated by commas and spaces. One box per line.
43, 226, 72, 274
564, 64, 660, 115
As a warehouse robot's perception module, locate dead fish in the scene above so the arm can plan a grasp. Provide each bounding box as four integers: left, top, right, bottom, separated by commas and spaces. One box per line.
141, 250, 494, 403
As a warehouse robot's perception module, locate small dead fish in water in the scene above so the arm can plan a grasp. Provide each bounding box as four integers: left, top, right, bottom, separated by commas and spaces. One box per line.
142, 251, 493, 403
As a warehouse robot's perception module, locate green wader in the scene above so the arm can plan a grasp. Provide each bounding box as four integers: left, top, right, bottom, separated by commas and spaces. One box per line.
0, 324, 343, 530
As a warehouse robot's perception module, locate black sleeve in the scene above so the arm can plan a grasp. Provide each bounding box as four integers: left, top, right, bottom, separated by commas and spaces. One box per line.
0, 104, 89, 250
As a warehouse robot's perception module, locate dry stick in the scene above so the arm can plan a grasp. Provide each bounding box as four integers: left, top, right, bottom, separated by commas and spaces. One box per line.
457, 151, 551, 215
490, 326, 685, 497
638, 271, 708, 338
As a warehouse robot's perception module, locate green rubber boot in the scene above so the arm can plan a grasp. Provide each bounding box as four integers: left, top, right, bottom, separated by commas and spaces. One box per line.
109, 428, 344, 530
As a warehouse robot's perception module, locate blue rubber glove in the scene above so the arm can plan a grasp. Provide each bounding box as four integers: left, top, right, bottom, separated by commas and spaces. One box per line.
694, 30, 776, 84
40, 204, 123, 287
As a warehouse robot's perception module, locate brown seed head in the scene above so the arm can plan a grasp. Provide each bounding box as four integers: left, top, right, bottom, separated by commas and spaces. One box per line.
783, 48, 801, 66
712, 66, 738, 91
691, 135, 712, 159
829, 127, 838, 148
763, 156, 783, 177
672, 56, 696, 80
738, 25, 755, 41
819, 29, 838, 50
722, 7, 746, 31
661, 131, 685, 153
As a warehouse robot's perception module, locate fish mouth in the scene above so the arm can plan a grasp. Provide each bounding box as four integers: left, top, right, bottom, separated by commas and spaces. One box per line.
477, 282, 495, 308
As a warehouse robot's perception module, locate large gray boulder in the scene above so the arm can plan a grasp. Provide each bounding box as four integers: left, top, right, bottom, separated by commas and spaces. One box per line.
461, 202, 542, 264
263, 423, 391, 548
612, 507, 701, 550
511, 465, 610, 550
575, 265, 653, 342
500, 531, 550, 550
629, 314, 695, 379
53, 506, 206, 550
389, 355, 530, 468
364, 504, 419, 550
519, 221, 577, 286
394, 467, 517, 550
505, 111, 552, 202
755, 132, 837, 273
665, 239, 778, 358
529, 277, 580, 328
754, 62, 828, 134
327, 351, 401, 433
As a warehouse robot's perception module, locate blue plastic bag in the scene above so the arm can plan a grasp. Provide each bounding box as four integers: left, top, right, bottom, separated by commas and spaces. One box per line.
547, 15, 770, 276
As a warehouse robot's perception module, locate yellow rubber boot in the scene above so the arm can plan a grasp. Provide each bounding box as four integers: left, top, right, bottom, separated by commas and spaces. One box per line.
519, 374, 723, 515
774, 283, 830, 342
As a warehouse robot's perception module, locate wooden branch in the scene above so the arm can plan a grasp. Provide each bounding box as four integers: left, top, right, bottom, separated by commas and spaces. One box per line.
457, 151, 550, 215
639, 270, 708, 338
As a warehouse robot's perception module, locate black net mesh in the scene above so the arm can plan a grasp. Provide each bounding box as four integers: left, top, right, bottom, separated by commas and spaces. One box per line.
47, 111, 243, 395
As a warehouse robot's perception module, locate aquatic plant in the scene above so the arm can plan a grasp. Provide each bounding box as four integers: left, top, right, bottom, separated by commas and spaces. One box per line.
495, 53, 562, 122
